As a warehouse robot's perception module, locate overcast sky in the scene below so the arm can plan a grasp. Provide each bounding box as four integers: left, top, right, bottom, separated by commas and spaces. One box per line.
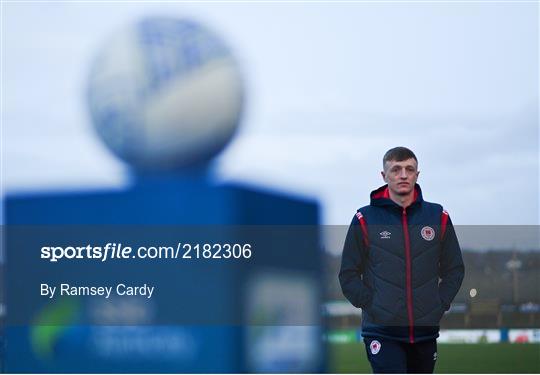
2, 2, 539, 234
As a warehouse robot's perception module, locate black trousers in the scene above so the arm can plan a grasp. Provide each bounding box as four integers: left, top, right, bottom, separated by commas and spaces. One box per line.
363, 337, 437, 373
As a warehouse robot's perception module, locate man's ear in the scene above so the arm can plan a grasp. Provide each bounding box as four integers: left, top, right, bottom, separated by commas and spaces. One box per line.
381, 171, 387, 182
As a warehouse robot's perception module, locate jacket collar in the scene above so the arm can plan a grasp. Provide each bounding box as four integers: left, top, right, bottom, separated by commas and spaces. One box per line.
370, 183, 423, 209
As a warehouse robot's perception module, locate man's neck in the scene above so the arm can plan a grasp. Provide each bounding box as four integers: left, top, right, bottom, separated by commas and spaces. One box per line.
388, 190, 415, 208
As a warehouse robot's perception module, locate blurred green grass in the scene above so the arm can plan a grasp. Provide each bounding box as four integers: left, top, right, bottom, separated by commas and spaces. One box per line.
329, 343, 540, 373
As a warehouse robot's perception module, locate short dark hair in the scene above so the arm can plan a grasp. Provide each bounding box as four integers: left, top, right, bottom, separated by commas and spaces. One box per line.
383, 147, 418, 168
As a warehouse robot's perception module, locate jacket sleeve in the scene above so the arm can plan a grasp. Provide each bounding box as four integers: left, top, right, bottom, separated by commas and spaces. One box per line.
338, 215, 372, 309
438, 214, 465, 311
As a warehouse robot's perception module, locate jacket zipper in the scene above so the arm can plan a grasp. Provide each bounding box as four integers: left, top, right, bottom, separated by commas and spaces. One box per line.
402, 207, 415, 343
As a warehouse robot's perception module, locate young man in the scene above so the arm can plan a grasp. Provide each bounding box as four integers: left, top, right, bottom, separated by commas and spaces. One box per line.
339, 147, 464, 373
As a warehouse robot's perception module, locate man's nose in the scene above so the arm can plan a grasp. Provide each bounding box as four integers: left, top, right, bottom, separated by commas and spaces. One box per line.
399, 169, 408, 178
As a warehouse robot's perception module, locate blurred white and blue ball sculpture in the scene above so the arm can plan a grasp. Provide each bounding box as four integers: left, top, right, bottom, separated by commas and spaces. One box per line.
87, 17, 244, 170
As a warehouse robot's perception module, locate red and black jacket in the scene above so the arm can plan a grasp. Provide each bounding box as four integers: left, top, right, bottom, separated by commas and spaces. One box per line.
339, 184, 464, 343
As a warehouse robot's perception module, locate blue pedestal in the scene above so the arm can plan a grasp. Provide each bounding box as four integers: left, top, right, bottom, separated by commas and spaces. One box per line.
3, 175, 324, 373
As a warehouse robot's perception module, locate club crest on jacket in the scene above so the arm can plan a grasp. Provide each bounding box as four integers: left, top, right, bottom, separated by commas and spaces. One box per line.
421, 226, 435, 241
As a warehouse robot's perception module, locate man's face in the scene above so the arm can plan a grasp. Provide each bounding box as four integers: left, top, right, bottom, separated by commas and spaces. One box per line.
381, 158, 419, 196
